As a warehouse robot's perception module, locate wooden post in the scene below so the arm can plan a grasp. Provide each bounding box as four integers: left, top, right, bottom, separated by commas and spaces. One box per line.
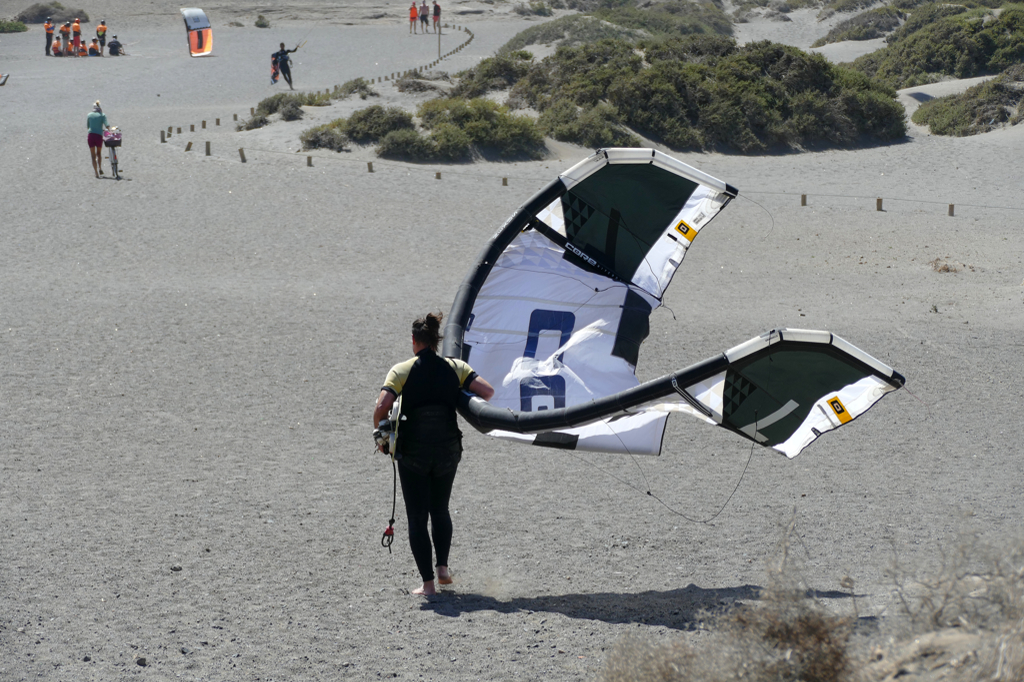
185, 141, 193, 152
190, 124, 195, 132
216, 118, 220, 126
168, 126, 172, 134
202, 120, 206, 129
161, 130, 166, 143
948, 204, 954, 217
876, 198, 883, 212
502, 177, 508, 186
801, 194, 807, 206
177, 127, 181, 134
205, 141, 211, 156
435, 172, 441, 180
238, 148, 246, 163
233, 113, 238, 121
307, 156, 313, 167
250, 107, 254, 115
368, 161, 374, 173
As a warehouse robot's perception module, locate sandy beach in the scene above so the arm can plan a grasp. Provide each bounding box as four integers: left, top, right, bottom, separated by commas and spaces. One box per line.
2, 2, 1024, 680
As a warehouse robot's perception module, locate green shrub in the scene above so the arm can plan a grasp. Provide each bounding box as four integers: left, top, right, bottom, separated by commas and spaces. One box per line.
592, 2, 734, 40
514, 1, 554, 15
431, 123, 473, 159
417, 97, 546, 158
300, 122, 349, 151
15, 2, 88, 23
344, 105, 415, 142
811, 6, 904, 47
376, 129, 438, 160
0, 19, 28, 31
255, 92, 329, 117
538, 99, 641, 147
912, 66, 1024, 135
513, 36, 905, 151
278, 100, 304, 121
333, 77, 378, 100
452, 51, 534, 98
499, 14, 651, 53
848, 3, 1024, 88
237, 114, 269, 131
255, 14, 270, 28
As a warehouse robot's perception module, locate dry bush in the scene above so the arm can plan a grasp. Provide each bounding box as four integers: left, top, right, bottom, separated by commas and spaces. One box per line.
880, 531, 1024, 682
601, 517, 860, 682
929, 258, 974, 273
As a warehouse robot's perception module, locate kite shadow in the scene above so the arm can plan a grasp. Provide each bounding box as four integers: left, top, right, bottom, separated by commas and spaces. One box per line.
420, 583, 764, 630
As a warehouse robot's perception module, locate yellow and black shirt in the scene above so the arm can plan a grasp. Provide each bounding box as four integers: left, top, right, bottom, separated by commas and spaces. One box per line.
382, 349, 477, 458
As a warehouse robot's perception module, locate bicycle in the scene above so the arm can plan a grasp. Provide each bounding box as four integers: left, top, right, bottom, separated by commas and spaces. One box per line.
103, 127, 122, 180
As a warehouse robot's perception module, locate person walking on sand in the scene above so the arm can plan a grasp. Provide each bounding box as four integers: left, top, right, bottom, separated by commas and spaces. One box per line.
271, 42, 299, 90
409, 2, 419, 34
44, 17, 55, 55
72, 18, 82, 54
87, 101, 110, 178
373, 312, 494, 596
420, 0, 430, 33
433, 1, 441, 33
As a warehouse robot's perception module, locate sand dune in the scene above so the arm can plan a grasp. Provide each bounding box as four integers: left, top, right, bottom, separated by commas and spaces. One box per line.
2, 5, 1023, 681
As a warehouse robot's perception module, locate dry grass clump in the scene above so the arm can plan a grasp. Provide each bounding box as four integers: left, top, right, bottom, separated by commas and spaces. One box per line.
929, 258, 974, 273
880, 531, 1024, 682
601, 523, 859, 682
15, 1, 88, 23
333, 77, 379, 101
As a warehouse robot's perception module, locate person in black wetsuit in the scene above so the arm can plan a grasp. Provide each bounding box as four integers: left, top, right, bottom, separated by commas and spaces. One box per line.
271, 42, 299, 90
373, 312, 494, 596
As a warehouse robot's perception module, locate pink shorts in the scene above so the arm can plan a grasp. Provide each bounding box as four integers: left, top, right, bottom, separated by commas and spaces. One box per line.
88, 132, 103, 148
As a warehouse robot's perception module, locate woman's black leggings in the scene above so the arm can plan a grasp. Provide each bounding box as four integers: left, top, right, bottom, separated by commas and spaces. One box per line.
397, 461, 457, 582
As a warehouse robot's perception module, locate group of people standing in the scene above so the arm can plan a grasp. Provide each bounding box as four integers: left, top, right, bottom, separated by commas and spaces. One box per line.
409, 0, 441, 34
45, 18, 123, 57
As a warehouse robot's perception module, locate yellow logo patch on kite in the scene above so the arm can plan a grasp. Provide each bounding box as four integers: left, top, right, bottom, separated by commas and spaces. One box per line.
674, 220, 697, 242
828, 397, 852, 423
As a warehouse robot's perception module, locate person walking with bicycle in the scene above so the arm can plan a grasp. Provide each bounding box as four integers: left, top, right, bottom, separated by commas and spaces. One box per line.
87, 101, 110, 178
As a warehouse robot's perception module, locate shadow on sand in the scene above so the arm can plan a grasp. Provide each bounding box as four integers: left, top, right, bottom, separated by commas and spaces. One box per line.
420, 583, 764, 630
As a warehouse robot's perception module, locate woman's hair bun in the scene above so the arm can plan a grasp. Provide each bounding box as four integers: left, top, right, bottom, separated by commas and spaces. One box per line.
412, 312, 444, 351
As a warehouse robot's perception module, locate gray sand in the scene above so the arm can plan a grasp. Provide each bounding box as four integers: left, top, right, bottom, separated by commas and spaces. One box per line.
2, 5, 1024, 680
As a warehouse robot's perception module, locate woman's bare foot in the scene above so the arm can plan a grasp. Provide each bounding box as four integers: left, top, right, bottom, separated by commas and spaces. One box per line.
437, 566, 453, 585
412, 580, 436, 595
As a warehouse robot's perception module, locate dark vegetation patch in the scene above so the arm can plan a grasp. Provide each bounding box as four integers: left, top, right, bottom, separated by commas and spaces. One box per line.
537, 100, 641, 147
15, 1, 88, 23
514, 1, 555, 16
344, 105, 416, 142
0, 19, 28, 31
848, 2, 1024, 89
333, 77, 379, 100
254, 14, 270, 28
452, 50, 535, 98
300, 98, 545, 160
811, 6, 904, 47
503, 36, 905, 151
499, 0, 733, 53
500, 15, 650, 53
300, 124, 349, 152
237, 114, 269, 131
911, 63, 1024, 135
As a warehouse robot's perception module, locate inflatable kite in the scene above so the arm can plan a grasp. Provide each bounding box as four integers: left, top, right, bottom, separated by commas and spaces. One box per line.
443, 148, 904, 458
181, 8, 213, 57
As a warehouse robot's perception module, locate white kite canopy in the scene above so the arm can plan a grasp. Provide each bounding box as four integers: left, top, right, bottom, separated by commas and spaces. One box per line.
443, 149, 904, 458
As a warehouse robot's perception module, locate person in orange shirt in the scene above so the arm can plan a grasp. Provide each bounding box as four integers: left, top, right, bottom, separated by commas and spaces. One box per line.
44, 17, 55, 55
409, 2, 418, 34
95, 20, 107, 53
59, 22, 71, 52
78, 41, 88, 57
89, 38, 101, 56
52, 39, 63, 57
72, 18, 82, 53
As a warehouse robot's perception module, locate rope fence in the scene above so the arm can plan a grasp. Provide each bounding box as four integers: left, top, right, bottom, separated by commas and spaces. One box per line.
158, 133, 1024, 215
